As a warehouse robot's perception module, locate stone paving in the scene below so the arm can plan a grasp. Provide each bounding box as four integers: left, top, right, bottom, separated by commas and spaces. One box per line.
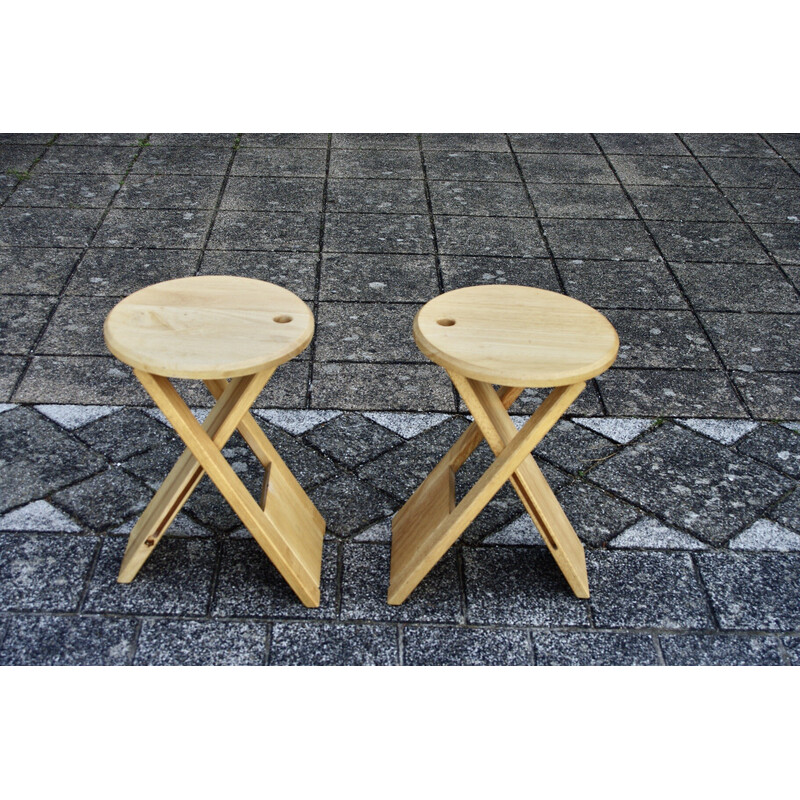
1, 132, 799, 665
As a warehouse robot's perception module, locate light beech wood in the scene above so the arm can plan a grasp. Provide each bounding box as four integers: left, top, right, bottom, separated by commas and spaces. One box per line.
389, 285, 619, 605
414, 284, 618, 387
104, 276, 314, 379
136, 371, 323, 607
109, 276, 324, 607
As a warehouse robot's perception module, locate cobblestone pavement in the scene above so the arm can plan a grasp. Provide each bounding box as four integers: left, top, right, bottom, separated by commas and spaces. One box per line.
1, 133, 799, 665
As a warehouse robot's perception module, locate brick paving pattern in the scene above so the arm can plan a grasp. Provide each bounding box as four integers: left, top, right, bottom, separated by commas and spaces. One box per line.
1, 133, 799, 665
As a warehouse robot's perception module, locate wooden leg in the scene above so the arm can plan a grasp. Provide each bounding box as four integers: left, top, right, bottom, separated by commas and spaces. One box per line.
388, 380, 586, 605
118, 369, 325, 608
118, 371, 274, 582
450, 373, 590, 598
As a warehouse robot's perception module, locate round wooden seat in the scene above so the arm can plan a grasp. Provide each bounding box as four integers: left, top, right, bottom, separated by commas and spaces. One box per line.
104, 276, 314, 379
414, 285, 619, 388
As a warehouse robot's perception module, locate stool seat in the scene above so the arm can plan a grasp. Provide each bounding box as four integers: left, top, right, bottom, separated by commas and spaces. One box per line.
104, 275, 314, 379
414, 285, 619, 388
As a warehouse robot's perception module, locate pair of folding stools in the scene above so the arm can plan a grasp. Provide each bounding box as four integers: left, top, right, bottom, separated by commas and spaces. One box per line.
104, 276, 619, 607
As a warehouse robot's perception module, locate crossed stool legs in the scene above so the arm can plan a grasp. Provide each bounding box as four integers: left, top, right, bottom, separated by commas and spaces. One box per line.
117, 368, 325, 608
388, 377, 589, 605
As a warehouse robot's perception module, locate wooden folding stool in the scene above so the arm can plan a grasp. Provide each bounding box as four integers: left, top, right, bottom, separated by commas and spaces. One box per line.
388, 285, 619, 605
104, 276, 325, 607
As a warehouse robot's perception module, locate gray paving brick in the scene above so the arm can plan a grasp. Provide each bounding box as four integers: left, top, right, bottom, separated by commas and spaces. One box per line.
0, 356, 25, 401
212, 539, 337, 619
359, 416, 469, 499
329, 149, 422, 179
527, 182, 636, 218
681, 134, 775, 158
57, 134, 141, 146
403, 625, 531, 665
696, 552, 800, 630
589, 423, 793, 544
533, 418, 619, 475
700, 312, 800, 371
429, 180, 533, 216
232, 147, 328, 177
308, 473, 398, 538
596, 368, 746, 417
303, 412, 403, 467
323, 212, 433, 254
0, 614, 136, 665
315, 302, 424, 362
0, 532, 99, 611
319, 253, 439, 301
519, 153, 616, 185
557, 480, 640, 546
647, 220, 768, 262
94, 208, 213, 249
115, 173, 223, 209
250, 359, 309, 409
731, 371, 800, 420
270, 621, 399, 665
424, 151, 518, 182
8, 173, 122, 208
12, 356, 151, 405
607, 154, 712, 187
753, 223, 800, 264
768, 487, 800, 532
605, 309, 717, 368
340, 542, 462, 623
130, 146, 231, 175
735, 423, 800, 478
532, 631, 659, 665
332, 133, 416, 150
36, 145, 135, 174
147, 133, 236, 147
208, 210, 320, 251
84, 536, 217, 615
541, 218, 659, 260
239, 134, 328, 149
440, 254, 559, 292
35, 295, 118, 355
509, 133, 599, 153
0, 207, 101, 248
463, 546, 589, 626
725, 188, 800, 224
0, 247, 80, 295
134, 619, 268, 665
0, 145, 48, 170
659, 633, 783, 665
0, 294, 58, 354
511, 382, 605, 417
782, 636, 800, 664
326, 178, 426, 214
761, 134, 800, 159
67, 247, 198, 296
422, 133, 509, 152
594, 133, 688, 156
435, 215, 547, 257
198, 250, 317, 300
559, 259, 685, 308
588, 550, 713, 629
673, 263, 800, 312
0, 406, 106, 512
628, 185, 738, 221
701, 157, 800, 189
1, 173, 17, 204
51, 468, 152, 531
220, 176, 323, 212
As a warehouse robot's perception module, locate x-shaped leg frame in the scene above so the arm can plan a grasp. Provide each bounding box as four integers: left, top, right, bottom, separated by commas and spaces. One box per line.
117, 367, 325, 607
388, 375, 589, 605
